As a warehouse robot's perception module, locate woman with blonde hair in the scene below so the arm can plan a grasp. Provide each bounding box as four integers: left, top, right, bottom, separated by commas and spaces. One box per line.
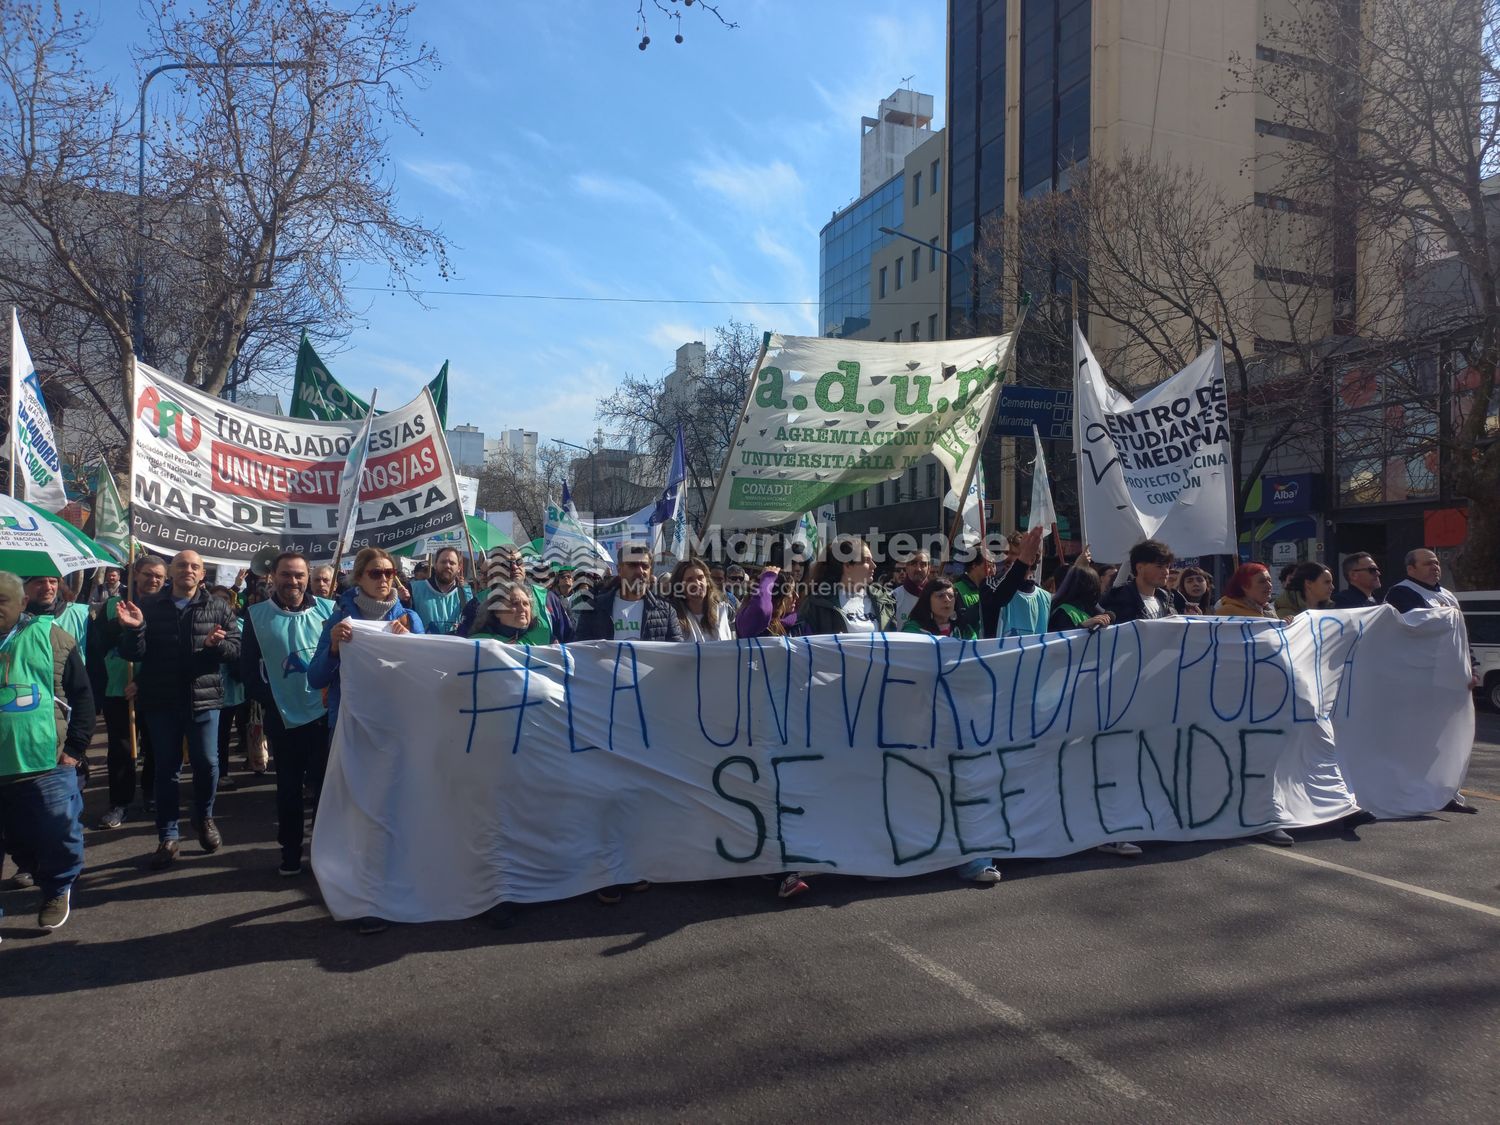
667, 557, 733, 641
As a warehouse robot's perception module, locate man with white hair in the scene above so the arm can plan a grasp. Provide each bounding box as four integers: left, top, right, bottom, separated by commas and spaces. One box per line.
0, 570, 95, 931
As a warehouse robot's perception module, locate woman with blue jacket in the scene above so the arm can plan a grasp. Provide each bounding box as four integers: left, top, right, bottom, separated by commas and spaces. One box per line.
308, 547, 425, 733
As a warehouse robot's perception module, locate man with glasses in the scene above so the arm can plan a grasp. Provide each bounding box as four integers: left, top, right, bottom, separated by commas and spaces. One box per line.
1102, 539, 1177, 624
116, 550, 242, 870
573, 542, 683, 643
1333, 553, 1383, 608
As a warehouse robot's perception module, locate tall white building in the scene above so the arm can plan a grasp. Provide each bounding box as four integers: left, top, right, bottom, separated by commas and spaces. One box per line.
486, 428, 538, 470
860, 87, 934, 196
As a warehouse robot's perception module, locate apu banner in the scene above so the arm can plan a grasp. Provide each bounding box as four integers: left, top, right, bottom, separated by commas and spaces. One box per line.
311, 606, 1473, 922
1074, 324, 1238, 563
705, 333, 1016, 529
131, 362, 464, 564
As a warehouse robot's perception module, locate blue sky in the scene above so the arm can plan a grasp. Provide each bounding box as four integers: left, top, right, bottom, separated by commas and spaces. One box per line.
82, 0, 947, 449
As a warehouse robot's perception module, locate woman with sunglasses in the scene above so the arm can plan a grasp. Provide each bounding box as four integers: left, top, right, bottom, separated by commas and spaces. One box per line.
308, 547, 426, 735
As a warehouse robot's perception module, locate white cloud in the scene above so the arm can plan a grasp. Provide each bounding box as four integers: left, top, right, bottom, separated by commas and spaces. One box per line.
401, 158, 482, 203
647, 321, 706, 352
688, 157, 804, 218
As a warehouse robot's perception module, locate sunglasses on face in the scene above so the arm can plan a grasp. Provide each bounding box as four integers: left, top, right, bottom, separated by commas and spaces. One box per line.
363, 568, 396, 579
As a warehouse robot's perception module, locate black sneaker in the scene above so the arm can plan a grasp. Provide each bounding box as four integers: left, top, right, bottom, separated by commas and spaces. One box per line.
148, 839, 180, 870
96, 806, 126, 830
1259, 829, 1295, 846
356, 916, 389, 935
39, 888, 71, 931
195, 817, 222, 853
278, 859, 303, 877
1444, 796, 1479, 814
7, 869, 36, 889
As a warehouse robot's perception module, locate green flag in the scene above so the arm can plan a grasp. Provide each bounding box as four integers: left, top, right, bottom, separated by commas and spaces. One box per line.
92, 459, 130, 564
289, 332, 449, 426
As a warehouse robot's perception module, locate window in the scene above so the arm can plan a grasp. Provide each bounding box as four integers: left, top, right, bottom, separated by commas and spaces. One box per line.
894, 329, 903, 342
930, 238, 939, 272
931, 158, 941, 195
895, 258, 904, 290
879, 266, 887, 298
911, 321, 921, 341
925, 461, 937, 497
912, 249, 920, 280
928, 313, 939, 339
912, 171, 923, 204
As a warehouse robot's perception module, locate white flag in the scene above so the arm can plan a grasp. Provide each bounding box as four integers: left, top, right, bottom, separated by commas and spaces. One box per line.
1027, 424, 1057, 538
8, 310, 70, 512
1073, 322, 1237, 562
335, 392, 378, 558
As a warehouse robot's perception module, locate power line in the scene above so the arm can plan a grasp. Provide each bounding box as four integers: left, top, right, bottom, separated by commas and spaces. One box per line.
344, 286, 952, 309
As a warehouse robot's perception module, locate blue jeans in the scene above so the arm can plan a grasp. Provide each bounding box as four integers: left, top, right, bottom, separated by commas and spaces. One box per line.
0, 765, 85, 897
145, 709, 221, 841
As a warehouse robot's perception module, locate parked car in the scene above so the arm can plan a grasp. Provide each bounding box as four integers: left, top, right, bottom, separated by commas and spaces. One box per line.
1458, 590, 1500, 710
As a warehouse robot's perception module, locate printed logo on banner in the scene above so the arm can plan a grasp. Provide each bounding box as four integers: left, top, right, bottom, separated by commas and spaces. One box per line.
0, 514, 40, 532
136, 386, 203, 451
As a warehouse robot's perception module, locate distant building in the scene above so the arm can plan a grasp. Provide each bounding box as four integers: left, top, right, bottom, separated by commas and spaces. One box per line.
444, 422, 486, 474
487, 428, 538, 470
236, 392, 283, 416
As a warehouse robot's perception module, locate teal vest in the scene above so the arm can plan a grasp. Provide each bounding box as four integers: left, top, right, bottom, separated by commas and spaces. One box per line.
53, 601, 90, 662
102, 597, 132, 697
411, 578, 472, 635
248, 597, 335, 729
0, 619, 59, 779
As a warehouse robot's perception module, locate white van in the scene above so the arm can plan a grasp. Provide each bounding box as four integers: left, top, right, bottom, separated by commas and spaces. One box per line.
1458, 590, 1500, 709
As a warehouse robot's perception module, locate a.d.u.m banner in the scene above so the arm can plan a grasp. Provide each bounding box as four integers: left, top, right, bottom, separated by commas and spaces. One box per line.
131, 361, 463, 564
705, 334, 1016, 530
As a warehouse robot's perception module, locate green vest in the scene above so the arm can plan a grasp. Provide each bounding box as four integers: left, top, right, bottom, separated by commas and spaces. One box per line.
954, 575, 985, 637
411, 578, 472, 635
473, 585, 552, 645
0, 619, 60, 779
1055, 602, 1091, 628
102, 597, 133, 697
248, 597, 335, 729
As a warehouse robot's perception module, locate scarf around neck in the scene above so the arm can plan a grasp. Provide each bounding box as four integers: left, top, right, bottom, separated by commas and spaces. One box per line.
353, 592, 399, 620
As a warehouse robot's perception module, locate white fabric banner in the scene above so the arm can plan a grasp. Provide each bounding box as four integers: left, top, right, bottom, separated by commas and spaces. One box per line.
1027, 424, 1057, 538
312, 606, 1473, 922
131, 362, 463, 564
1074, 324, 1237, 563
8, 310, 70, 513
706, 333, 1016, 529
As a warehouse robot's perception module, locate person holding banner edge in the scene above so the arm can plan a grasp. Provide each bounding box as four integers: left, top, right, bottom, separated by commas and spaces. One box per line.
240, 551, 336, 877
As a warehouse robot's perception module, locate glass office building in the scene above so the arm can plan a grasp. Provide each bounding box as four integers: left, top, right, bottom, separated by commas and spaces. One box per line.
818, 174, 903, 338
946, 0, 1090, 335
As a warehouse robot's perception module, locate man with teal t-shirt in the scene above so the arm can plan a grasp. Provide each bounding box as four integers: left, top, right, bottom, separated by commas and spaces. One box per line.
408, 546, 472, 635
24, 576, 90, 656
240, 551, 335, 877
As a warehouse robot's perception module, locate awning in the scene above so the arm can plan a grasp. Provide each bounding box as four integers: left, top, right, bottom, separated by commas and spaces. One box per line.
1238, 516, 1318, 545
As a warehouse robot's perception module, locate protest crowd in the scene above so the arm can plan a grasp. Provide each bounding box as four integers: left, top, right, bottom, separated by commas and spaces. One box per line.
0, 522, 1477, 936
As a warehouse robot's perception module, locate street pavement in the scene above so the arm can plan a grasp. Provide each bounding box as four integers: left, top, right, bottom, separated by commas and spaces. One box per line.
3, 714, 1499, 1123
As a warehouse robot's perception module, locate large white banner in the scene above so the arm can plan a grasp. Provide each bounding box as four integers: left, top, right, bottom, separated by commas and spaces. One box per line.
706, 334, 1016, 529
1074, 324, 1238, 563
7, 311, 70, 512
312, 606, 1473, 922
131, 362, 464, 564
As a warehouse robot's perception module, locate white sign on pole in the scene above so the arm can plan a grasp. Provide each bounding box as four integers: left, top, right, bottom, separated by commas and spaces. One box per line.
311, 606, 1473, 922
1074, 324, 1238, 563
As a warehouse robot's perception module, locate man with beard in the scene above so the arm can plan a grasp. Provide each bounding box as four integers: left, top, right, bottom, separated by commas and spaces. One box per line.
408, 546, 473, 635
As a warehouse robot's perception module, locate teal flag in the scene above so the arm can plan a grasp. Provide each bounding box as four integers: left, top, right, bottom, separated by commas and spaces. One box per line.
289, 333, 449, 427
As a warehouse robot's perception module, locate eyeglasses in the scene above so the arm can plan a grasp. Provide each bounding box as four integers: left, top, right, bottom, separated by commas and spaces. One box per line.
363, 568, 396, 579
1352, 566, 1380, 574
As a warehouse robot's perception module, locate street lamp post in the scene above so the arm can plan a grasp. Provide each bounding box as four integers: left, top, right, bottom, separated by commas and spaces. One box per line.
552, 438, 597, 516
134, 59, 309, 363
878, 226, 974, 334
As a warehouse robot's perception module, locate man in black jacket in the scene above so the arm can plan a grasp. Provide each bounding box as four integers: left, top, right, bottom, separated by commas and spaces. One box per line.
1100, 539, 1177, 624
572, 542, 683, 643
117, 550, 242, 870
1332, 553, 1382, 608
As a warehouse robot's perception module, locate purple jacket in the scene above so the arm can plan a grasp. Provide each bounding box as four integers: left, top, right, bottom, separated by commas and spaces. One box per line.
735, 571, 798, 638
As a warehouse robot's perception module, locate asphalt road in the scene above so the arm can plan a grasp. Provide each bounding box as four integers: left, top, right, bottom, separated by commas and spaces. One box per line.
3, 716, 1498, 1123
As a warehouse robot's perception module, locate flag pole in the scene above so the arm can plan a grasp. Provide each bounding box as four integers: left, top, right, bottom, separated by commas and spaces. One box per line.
699, 331, 771, 541
945, 302, 1029, 550
7, 307, 18, 499
331, 389, 377, 576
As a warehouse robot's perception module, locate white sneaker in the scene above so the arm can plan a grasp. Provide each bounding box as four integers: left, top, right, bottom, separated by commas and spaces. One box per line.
971, 865, 1002, 883
1096, 841, 1143, 857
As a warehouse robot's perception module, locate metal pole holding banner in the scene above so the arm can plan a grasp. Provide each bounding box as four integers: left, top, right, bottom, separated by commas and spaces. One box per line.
331, 389, 377, 576
7, 307, 16, 499
699, 331, 772, 543
945, 300, 1030, 552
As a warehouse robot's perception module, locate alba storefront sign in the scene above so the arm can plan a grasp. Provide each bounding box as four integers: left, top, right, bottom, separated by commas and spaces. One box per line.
1246, 473, 1320, 516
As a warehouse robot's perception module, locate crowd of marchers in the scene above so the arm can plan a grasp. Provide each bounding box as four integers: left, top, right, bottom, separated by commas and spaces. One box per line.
0, 527, 1476, 938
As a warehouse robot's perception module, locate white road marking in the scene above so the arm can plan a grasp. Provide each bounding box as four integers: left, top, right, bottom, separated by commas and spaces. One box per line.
1249, 844, 1500, 919
872, 932, 1168, 1108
